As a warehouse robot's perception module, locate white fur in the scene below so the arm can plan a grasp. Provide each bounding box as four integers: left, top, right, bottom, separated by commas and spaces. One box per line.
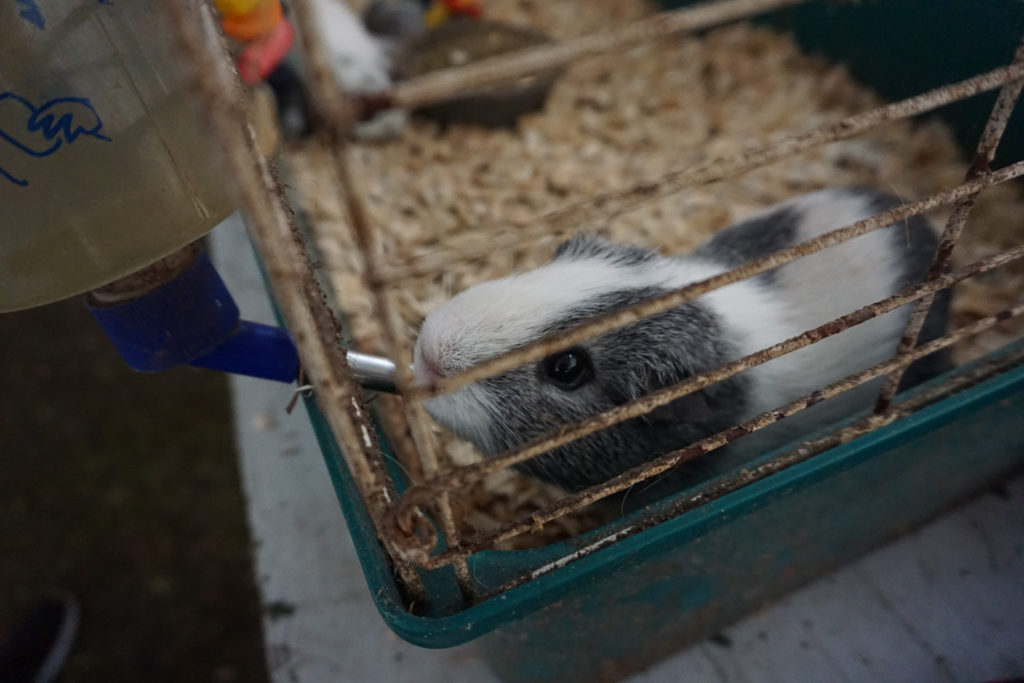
665, 190, 914, 449
416, 259, 678, 376
415, 382, 503, 454
306, 0, 407, 141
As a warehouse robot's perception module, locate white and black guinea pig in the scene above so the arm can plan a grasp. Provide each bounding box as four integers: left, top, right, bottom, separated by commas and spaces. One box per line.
306, 0, 411, 141
413, 188, 951, 493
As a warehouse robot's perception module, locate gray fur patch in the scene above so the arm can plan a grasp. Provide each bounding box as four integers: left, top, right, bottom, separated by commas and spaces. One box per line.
480, 287, 750, 492
692, 207, 799, 284
362, 0, 424, 37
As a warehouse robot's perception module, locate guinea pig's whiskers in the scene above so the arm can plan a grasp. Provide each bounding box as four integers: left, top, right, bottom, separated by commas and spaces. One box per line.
442, 269, 455, 300
380, 448, 416, 484
886, 182, 913, 247
621, 462, 680, 515
620, 484, 635, 516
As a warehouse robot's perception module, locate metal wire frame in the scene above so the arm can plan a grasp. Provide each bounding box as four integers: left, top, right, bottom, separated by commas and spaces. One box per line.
171, 0, 1024, 603
372, 16, 1024, 568
285, 0, 477, 601
398, 212, 1024, 497
478, 338, 1024, 599
389, 243, 1024, 566
163, 0, 435, 602
874, 35, 1024, 412
280, 0, 834, 603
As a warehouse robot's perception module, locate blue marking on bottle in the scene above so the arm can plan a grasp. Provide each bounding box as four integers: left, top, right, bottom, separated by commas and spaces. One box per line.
0, 92, 111, 186
15, 0, 45, 29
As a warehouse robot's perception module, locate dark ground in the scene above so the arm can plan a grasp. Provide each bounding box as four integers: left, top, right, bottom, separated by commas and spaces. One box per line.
0, 296, 269, 682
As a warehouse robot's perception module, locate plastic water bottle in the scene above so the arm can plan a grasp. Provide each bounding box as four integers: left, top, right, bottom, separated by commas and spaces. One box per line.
1, 1, 235, 312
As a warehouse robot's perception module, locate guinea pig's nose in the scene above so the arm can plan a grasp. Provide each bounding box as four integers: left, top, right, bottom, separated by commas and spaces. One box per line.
413, 344, 444, 387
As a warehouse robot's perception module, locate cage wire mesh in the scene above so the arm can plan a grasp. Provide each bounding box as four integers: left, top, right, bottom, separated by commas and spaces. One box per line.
170, 0, 1024, 607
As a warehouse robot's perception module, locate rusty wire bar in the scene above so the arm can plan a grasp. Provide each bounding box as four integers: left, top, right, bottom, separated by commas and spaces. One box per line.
396, 299, 1024, 568
291, 147, 429, 482
287, 0, 476, 601
481, 341, 1024, 598
162, 2, 429, 600
407, 162, 1024, 403
875, 34, 1024, 413
384, 0, 807, 111
380, 62, 1024, 284
389, 243, 1024, 559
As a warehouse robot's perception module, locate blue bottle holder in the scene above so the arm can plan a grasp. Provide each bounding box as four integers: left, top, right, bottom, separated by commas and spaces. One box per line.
88, 249, 300, 383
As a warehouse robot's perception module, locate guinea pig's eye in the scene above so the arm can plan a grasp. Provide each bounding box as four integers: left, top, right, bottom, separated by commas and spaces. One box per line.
542, 348, 594, 391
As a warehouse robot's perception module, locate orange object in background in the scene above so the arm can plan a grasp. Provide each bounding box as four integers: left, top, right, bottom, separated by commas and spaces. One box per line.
237, 17, 295, 83
214, 0, 292, 85
216, 0, 282, 42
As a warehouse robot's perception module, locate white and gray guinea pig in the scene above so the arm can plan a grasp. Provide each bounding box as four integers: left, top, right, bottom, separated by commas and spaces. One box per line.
306, 0, 417, 141
413, 188, 951, 493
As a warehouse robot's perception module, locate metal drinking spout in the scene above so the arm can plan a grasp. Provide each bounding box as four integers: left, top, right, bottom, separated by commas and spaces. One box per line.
345, 350, 400, 394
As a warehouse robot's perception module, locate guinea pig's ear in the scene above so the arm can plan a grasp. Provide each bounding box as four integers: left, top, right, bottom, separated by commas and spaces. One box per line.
553, 234, 661, 266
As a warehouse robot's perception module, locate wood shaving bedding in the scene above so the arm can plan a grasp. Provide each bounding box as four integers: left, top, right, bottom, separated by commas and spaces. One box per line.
284, 0, 1024, 547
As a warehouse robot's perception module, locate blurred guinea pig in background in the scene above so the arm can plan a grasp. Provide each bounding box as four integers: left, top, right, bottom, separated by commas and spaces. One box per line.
413, 187, 951, 495
305, 0, 480, 141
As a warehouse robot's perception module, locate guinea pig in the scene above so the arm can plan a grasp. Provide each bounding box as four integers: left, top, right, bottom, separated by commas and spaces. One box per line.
413, 187, 951, 494
307, 0, 410, 142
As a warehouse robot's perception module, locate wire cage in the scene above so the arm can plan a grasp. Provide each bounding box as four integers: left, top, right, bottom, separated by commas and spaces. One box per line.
169, 0, 1024, 679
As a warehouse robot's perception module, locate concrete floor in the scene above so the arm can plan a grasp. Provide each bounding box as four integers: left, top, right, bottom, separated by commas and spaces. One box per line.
0, 235, 268, 682
212, 214, 1024, 683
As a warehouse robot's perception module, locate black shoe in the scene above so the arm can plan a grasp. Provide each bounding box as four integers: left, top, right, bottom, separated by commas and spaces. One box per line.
0, 593, 80, 683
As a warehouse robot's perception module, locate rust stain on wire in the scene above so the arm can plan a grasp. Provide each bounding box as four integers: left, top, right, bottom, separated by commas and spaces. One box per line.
388, 0, 807, 110
407, 163, 1024, 403
875, 33, 1024, 413
381, 62, 1024, 284
401, 300, 1024, 568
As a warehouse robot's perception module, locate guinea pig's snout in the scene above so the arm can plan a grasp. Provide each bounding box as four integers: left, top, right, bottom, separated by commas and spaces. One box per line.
414, 350, 443, 386
415, 308, 475, 387
413, 336, 445, 387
